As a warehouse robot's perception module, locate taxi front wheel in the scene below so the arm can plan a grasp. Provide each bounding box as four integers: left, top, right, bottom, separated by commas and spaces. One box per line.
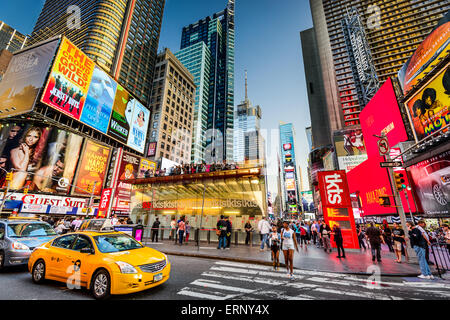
91, 269, 111, 300
32, 260, 46, 284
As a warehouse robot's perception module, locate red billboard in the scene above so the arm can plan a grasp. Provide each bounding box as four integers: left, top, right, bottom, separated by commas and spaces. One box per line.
360, 78, 408, 158
97, 188, 113, 218
318, 171, 359, 249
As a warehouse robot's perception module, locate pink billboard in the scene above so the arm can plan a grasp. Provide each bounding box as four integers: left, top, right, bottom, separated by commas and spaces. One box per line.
359, 78, 408, 158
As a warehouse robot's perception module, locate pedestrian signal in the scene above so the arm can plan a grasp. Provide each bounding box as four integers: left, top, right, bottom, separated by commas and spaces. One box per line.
378, 196, 390, 207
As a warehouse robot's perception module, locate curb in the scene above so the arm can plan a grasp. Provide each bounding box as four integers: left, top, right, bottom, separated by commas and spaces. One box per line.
159, 249, 437, 277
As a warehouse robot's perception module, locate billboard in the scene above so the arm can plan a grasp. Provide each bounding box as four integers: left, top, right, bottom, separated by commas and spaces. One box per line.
407, 149, 450, 217
0, 123, 83, 194
398, 12, 449, 95
73, 140, 111, 196
127, 100, 150, 154
41, 38, 95, 120
0, 39, 60, 118
79, 66, 117, 134
138, 158, 157, 178
285, 179, 296, 191
107, 84, 133, 144
300, 191, 314, 212
113, 152, 141, 212
333, 129, 367, 172
147, 142, 157, 157
405, 64, 450, 141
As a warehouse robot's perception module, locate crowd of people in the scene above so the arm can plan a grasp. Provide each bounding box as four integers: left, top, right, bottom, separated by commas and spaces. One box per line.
147, 161, 240, 178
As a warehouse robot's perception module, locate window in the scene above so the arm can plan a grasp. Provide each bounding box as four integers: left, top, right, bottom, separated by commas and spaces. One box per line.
72, 235, 94, 252
52, 234, 78, 249
0, 223, 4, 239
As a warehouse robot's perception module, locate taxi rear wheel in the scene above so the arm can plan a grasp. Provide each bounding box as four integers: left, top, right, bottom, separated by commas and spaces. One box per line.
32, 259, 46, 284
91, 269, 111, 300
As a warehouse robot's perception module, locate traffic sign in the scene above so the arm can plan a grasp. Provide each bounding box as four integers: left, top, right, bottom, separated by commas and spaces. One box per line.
377, 138, 390, 156
380, 161, 403, 168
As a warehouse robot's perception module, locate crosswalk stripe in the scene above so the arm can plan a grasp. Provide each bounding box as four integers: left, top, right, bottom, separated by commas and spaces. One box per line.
190, 279, 256, 293
210, 265, 304, 280
177, 288, 235, 300
201, 271, 286, 286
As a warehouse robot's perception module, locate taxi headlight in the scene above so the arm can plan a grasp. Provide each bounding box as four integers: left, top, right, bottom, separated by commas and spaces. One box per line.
115, 261, 138, 274
12, 242, 29, 251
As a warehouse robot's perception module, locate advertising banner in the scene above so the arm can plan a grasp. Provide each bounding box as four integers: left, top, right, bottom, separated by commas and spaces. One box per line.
98, 188, 113, 218
333, 129, 368, 173
147, 142, 157, 157
138, 158, 157, 178
318, 170, 359, 249
107, 84, 133, 144
407, 149, 450, 217
79, 66, 117, 134
113, 152, 140, 212
0, 39, 60, 118
285, 178, 296, 191
73, 140, 111, 196
300, 191, 314, 212
0, 123, 83, 193
127, 100, 150, 154
405, 64, 450, 141
398, 13, 449, 94
41, 38, 95, 119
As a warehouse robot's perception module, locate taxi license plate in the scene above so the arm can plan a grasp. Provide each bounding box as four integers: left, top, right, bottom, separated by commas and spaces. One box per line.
154, 273, 163, 282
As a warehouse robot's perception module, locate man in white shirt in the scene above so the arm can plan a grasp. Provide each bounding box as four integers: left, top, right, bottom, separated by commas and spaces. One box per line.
111, 214, 119, 226
258, 217, 272, 251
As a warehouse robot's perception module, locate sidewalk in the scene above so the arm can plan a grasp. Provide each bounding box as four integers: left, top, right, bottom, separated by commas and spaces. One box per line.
144, 239, 440, 277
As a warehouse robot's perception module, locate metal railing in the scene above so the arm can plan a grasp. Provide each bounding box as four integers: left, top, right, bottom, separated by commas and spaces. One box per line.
430, 241, 450, 279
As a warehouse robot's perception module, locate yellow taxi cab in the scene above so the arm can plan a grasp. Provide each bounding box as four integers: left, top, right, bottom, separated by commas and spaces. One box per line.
27, 225, 170, 299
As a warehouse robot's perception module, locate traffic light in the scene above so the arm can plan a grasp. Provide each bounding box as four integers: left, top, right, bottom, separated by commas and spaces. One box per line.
378, 196, 391, 207
394, 172, 406, 191
5, 172, 12, 181
23, 188, 28, 195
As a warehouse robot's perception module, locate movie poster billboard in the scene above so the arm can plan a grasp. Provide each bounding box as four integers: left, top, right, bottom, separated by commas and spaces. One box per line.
107, 84, 133, 144
72, 140, 110, 196
147, 142, 157, 157
114, 152, 140, 212
397, 12, 449, 95
300, 191, 314, 212
127, 100, 150, 154
138, 158, 156, 178
41, 38, 95, 120
79, 66, 117, 134
407, 149, 450, 217
0, 39, 60, 118
333, 129, 368, 173
405, 64, 449, 141
0, 123, 83, 194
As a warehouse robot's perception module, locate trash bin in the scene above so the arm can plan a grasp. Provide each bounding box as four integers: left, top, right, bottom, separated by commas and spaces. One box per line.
114, 224, 144, 241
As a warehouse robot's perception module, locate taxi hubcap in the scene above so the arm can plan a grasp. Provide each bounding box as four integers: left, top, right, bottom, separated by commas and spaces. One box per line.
94, 274, 108, 296
34, 263, 44, 280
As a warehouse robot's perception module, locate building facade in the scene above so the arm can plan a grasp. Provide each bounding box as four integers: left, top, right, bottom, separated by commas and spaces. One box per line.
179, 0, 235, 162
29, 0, 165, 104
175, 42, 211, 163
308, 0, 449, 130
0, 21, 28, 53
148, 48, 196, 164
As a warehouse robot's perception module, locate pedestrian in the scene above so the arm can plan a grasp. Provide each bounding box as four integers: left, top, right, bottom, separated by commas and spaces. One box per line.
366, 222, 385, 262
177, 216, 186, 246
244, 220, 253, 245
185, 221, 191, 243
407, 221, 433, 279
443, 224, 450, 255
320, 221, 332, 253
217, 215, 228, 250
225, 217, 232, 249
269, 225, 281, 270
300, 223, 308, 248
356, 224, 367, 250
281, 221, 299, 280
311, 221, 318, 245
416, 220, 432, 265
111, 214, 119, 226
126, 217, 134, 225
170, 218, 177, 241
332, 223, 345, 258
392, 222, 406, 263
382, 221, 394, 253
258, 216, 271, 251
151, 218, 160, 243
294, 222, 301, 246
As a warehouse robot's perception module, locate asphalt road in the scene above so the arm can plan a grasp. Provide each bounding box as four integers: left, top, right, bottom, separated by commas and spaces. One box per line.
0, 255, 449, 300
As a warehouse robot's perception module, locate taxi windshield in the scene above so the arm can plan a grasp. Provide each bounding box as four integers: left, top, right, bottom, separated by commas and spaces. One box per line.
93, 234, 143, 253
7, 223, 56, 238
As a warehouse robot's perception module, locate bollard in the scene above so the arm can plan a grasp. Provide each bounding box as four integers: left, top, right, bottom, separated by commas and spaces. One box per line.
195, 228, 199, 247
235, 231, 238, 246
160, 228, 164, 241
207, 230, 211, 244
250, 231, 253, 247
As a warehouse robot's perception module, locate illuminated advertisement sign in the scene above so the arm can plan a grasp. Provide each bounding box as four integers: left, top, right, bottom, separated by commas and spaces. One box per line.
285, 179, 296, 191
107, 84, 133, 144
407, 149, 450, 217
138, 158, 157, 178
0, 39, 60, 118
318, 171, 359, 249
333, 129, 368, 172
41, 38, 95, 120
0, 123, 83, 194
300, 191, 314, 212
127, 100, 150, 154
405, 64, 450, 141
283, 143, 292, 151
398, 13, 449, 95
147, 142, 157, 157
79, 66, 117, 134
73, 140, 111, 196
98, 188, 113, 218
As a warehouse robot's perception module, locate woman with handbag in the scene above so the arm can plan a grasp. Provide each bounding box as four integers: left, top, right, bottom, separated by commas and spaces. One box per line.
281, 221, 299, 280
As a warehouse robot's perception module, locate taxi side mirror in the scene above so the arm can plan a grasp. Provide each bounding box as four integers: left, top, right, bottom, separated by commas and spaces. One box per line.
80, 247, 94, 254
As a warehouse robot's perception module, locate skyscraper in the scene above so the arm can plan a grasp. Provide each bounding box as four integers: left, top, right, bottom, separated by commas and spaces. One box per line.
179, 0, 235, 162
29, 0, 165, 104
307, 0, 449, 129
233, 72, 264, 164
0, 21, 28, 53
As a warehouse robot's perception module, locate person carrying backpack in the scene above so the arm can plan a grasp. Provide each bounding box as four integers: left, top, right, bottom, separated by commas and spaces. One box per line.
217, 215, 228, 250
407, 221, 433, 279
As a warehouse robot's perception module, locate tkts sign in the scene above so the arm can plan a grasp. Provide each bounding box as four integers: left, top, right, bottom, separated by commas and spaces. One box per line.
318, 171, 359, 249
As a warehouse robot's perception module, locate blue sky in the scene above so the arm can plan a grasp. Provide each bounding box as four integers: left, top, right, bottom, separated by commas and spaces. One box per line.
2, 0, 314, 195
